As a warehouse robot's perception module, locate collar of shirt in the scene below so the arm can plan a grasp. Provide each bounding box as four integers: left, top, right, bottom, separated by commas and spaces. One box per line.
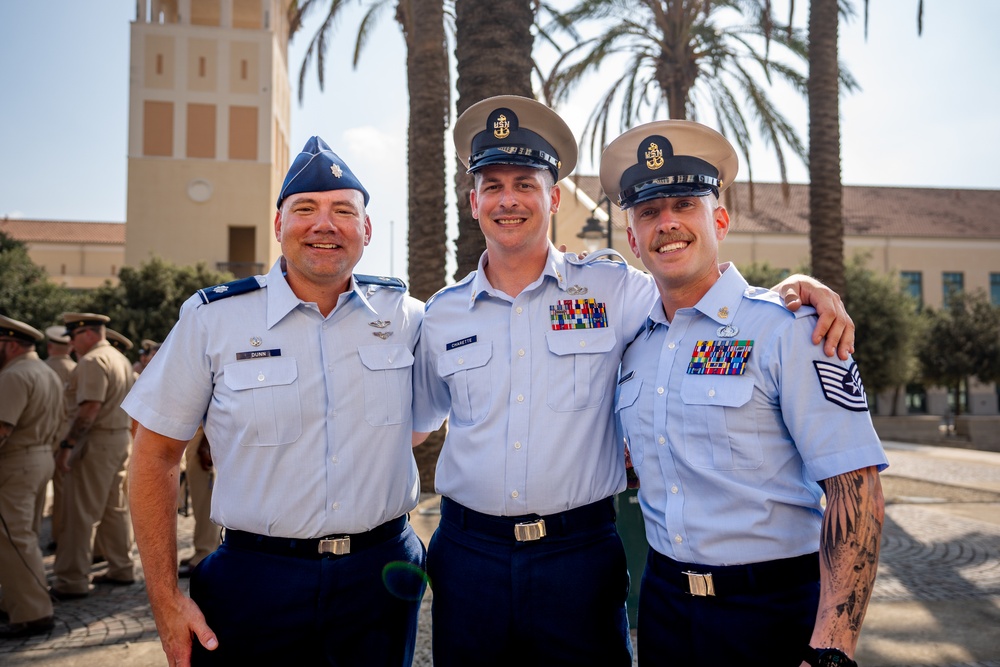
466, 243, 573, 310
264, 259, 379, 328
642, 261, 748, 338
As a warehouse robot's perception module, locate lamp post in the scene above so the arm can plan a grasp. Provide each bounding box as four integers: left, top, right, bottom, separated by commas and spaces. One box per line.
576, 195, 614, 253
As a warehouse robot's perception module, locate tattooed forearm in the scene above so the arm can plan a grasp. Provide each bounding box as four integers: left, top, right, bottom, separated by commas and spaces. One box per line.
811, 466, 885, 652
67, 400, 101, 444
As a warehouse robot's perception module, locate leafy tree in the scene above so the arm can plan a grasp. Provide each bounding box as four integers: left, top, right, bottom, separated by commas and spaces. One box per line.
917, 290, 1000, 416
290, 0, 449, 301
0, 231, 80, 329
77, 257, 232, 360
737, 260, 794, 288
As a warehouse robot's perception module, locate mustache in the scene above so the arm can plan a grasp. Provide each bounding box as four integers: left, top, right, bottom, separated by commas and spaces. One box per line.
650, 231, 694, 251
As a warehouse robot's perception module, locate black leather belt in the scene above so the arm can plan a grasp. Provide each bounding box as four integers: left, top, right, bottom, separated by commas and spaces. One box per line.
440, 496, 616, 542
649, 549, 819, 597
223, 515, 407, 559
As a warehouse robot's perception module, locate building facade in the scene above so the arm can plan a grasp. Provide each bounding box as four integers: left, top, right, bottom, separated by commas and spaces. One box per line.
126, 0, 292, 277
0, 218, 125, 289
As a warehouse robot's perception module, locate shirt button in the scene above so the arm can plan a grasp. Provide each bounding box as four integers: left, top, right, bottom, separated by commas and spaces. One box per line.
671, 485, 678, 494
579, 341, 586, 348
514, 441, 522, 450
257, 373, 265, 382
708, 389, 716, 397
332, 502, 341, 511
511, 490, 519, 499
517, 394, 524, 403
658, 436, 665, 445
331, 456, 339, 464
668, 342, 676, 349
657, 387, 664, 395
674, 534, 683, 544
518, 349, 525, 357
457, 357, 464, 365
516, 307, 523, 315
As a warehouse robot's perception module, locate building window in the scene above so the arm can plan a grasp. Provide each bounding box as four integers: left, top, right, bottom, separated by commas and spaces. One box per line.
241, 59, 248, 80
900, 271, 922, 308
199, 57, 206, 77
156, 53, 163, 75
186, 104, 217, 159
229, 106, 258, 160
942, 272, 964, 309
991, 273, 1000, 306
143, 100, 174, 157
905, 383, 927, 414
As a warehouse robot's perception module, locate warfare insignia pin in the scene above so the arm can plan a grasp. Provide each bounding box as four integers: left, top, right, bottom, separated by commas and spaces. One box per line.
369, 320, 391, 329
373, 331, 393, 340
645, 141, 664, 170
493, 114, 510, 139
250, 336, 262, 347
717, 324, 739, 338
718, 306, 729, 320
213, 285, 229, 294
567, 285, 589, 295
330, 164, 343, 178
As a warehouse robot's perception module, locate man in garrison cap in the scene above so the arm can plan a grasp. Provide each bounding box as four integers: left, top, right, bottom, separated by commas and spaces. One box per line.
51, 313, 137, 598
0, 316, 63, 637
605, 120, 886, 667
124, 136, 426, 666
43, 325, 76, 551
411, 97, 854, 666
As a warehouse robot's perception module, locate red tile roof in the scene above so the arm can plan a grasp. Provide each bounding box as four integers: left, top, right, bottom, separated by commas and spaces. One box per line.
0, 218, 126, 245
571, 178, 1000, 239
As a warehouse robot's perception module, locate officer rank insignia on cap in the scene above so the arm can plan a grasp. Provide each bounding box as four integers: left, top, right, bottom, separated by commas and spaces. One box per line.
687, 340, 753, 375
277, 136, 369, 208
550, 299, 608, 330
814, 360, 869, 412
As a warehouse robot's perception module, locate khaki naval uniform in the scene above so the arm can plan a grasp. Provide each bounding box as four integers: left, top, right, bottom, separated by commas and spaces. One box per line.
45, 352, 76, 543
53, 340, 136, 593
0, 351, 62, 623
181, 426, 220, 566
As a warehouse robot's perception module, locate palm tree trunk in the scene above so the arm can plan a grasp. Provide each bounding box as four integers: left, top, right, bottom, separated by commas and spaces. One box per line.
453, 0, 535, 281
807, 0, 846, 295
398, 0, 448, 301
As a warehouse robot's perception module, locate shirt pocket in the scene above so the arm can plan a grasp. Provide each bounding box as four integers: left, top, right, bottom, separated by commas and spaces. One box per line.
223, 357, 302, 446
437, 342, 492, 426
679, 375, 762, 470
614, 375, 644, 468
358, 344, 415, 427
545, 328, 617, 412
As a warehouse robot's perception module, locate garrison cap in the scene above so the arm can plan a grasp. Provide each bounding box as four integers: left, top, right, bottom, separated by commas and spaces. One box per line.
0, 315, 43, 344
600, 120, 738, 209
62, 312, 110, 335
45, 325, 71, 345
106, 328, 133, 352
276, 136, 369, 208
454, 95, 578, 182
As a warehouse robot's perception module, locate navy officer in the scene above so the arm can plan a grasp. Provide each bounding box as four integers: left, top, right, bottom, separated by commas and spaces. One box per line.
124, 137, 426, 666
606, 120, 886, 667
411, 96, 856, 666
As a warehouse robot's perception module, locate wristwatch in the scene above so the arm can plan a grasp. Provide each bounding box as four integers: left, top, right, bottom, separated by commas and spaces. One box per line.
805, 646, 858, 667
59, 440, 74, 450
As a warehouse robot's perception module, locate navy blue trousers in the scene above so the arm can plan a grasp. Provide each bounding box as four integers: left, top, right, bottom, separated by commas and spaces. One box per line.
428, 499, 633, 667
638, 548, 819, 666
189, 523, 427, 666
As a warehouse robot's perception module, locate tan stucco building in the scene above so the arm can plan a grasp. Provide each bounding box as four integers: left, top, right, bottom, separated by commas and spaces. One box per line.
125, 0, 292, 277
0, 218, 125, 289
552, 178, 1000, 417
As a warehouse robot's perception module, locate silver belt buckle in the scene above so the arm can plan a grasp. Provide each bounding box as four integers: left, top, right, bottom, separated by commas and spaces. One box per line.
513, 519, 547, 542
683, 571, 715, 596
318, 537, 351, 555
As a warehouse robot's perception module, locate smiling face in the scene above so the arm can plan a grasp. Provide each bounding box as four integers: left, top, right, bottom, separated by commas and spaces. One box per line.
626, 194, 730, 305
274, 189, 371, 298
470, 165, 560, 258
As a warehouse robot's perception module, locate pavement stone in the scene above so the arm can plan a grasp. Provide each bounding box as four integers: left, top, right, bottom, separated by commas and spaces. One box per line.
1, 440, 997, 666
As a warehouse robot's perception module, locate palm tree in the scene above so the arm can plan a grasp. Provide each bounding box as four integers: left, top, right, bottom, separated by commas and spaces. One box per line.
452, 0, 536, 281
290, 0, 449, 302
545, 0, 817, 199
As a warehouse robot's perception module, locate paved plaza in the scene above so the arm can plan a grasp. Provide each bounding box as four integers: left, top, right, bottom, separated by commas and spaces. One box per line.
1, 440, 998, 666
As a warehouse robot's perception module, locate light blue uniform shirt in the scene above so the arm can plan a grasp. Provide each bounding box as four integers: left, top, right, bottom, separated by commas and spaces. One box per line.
616, 265, 887, 565
412, 244, 656, 517
123, 260, 422, 538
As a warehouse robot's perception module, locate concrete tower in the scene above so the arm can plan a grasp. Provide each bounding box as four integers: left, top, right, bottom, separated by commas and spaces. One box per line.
126, 0, 291, 277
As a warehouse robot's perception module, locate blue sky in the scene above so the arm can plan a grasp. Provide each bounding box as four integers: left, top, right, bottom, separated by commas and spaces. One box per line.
1, 1, 997, 278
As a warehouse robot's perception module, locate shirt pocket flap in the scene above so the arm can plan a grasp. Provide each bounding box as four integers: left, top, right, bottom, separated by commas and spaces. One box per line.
680, 376, 754, 408
358, 344, 415, 371
615, 376, 642, 413
437, 342, 492, 377
545, 328, 617, 356
224, 357, 298, 391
